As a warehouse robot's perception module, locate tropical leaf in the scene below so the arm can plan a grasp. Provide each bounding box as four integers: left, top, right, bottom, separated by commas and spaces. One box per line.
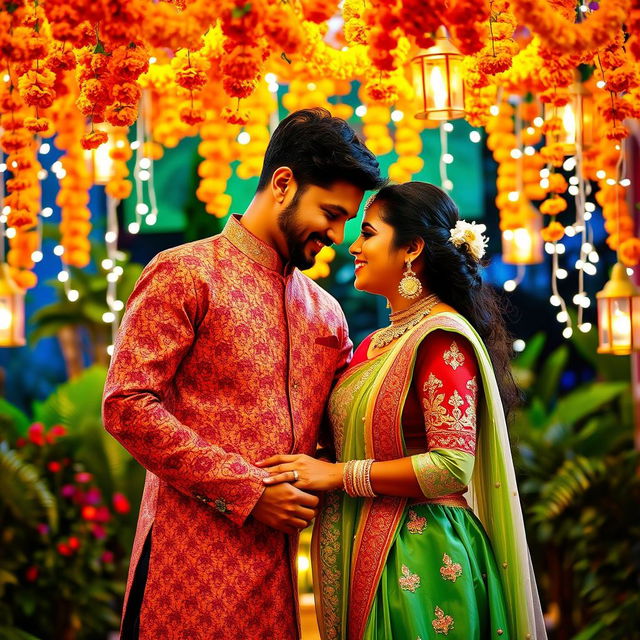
512, 332, 545, 371
531, 455, 606, 522
32, 366, 107, 431
0, 627, 42, 640
0, 400, 30, 438
546, 382, 629, 429
0, 449, 57, 530
533, 343, 569, 407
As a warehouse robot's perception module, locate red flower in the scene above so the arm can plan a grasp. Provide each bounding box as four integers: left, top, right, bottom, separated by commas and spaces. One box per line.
92, 524, 107, 539
74, 472, 92, 483
47, 461, 62, 473
57, 542, 72, 556
50, 425, 67, 438
81, 505, 98, 521
68, 536, 80, 551
27, 423, 46, 446
95, 506, 111, 523
15, 437, 27, 448
25, 566, 38, 582
112, 493, 130, 514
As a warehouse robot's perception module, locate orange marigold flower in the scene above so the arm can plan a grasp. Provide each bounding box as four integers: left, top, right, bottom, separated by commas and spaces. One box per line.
222, 76, 259, 99
541, 221, 565, 243
105, 103, 138, 127
24, 117, 51, 133
176, 67, 208, 91
112, 82, 142, 104
220, 106, 251, 125
606, 124, 629, 141
7, 209, 37, 230
21, 85, 56, 109
301, 0, 338, 23
105, 179, 133, 200
548, 173, 568, 194
81, 131, 109, 150
604, 66, 636, 93
619, 238, 640, 267
0, 131, 32, 153
82, 78, 111, 104
179, 106, 205, 126
540, 197, 567, 216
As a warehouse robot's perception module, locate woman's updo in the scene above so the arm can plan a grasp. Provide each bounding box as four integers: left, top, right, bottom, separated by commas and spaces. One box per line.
372, 182, 518, 416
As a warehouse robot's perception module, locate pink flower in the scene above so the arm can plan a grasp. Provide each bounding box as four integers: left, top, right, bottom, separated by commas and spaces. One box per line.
100, 550, 114, 564
74, 472, 92, 484
36, 523, 49, 536
84, 487, 102, 505
50, 424, 67, 437
112, 493, 130, 514
92, 524, 107, 539
61, 485, 76, 498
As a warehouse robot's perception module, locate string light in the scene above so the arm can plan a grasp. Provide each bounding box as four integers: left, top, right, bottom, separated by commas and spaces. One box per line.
355, 105, 367, 117
469, 131, 481, 143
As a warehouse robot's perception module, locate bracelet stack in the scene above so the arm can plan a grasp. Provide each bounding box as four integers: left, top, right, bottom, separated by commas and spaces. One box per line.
342, 459, 377, 498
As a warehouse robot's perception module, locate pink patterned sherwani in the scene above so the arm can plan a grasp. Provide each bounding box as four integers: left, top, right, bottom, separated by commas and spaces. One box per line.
102, 215, 352, 639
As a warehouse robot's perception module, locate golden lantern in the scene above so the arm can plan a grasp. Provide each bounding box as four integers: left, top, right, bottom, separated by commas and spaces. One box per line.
502, 200, 544, 265
85, 125, 115, 185
0, 262, 26, 347
411, 27, 465, 121
596, 262, 640, 355
544, 82, 595, 153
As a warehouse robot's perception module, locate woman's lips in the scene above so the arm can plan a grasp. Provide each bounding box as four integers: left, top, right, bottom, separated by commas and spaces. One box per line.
354, 261, 366, 272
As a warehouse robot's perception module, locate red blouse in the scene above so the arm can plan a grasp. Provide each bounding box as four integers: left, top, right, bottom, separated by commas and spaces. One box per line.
350, 329, 478, 457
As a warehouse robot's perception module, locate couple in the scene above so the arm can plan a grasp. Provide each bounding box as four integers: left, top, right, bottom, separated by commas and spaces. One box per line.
103, 108, 546, 640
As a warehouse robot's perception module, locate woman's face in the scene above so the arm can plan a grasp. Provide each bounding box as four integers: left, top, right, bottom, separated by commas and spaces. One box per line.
349, 201, 408, 298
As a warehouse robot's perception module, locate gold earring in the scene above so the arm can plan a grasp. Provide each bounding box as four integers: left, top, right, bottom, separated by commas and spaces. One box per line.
398, 259, 423, 299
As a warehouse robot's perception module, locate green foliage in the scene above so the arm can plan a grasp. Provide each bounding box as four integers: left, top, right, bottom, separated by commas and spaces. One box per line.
0, 368, 145, 639
512, 332, 639, 639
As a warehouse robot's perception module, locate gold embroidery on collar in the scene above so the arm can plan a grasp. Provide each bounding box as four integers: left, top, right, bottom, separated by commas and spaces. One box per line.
443, 340, 465, 370
223, 216, 282, 271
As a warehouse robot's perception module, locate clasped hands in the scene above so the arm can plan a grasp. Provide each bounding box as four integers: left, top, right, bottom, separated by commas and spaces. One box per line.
250, 455, 344, 535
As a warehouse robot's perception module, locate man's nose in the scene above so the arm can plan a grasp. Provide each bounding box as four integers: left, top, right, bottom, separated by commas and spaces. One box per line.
328, 224, 345, 246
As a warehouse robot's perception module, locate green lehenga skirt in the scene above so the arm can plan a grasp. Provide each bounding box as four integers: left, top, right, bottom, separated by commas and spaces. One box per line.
364, 502, 509, 639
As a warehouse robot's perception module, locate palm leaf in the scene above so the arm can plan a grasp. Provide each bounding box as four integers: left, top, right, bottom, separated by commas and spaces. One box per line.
531, 455, 605, 522
0, 449, 58, 530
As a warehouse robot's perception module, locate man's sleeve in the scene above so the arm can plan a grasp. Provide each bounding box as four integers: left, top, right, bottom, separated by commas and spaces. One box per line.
102, 251, 267, 526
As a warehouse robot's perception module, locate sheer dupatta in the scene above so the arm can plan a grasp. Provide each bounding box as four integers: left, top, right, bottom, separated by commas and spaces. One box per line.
312, 312, 546, 640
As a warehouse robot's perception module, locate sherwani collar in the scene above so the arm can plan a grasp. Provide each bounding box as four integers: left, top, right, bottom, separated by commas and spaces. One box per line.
222, 214, 285, 273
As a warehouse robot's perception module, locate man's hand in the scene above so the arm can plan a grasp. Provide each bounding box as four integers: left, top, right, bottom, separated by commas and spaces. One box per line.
251, 482, 319, 535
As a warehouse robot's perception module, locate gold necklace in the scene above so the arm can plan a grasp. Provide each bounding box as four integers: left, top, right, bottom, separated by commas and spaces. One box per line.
371, 294, 440, 350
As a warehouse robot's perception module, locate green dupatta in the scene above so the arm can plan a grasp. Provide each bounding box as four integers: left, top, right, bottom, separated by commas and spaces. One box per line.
311, 312, 546, 640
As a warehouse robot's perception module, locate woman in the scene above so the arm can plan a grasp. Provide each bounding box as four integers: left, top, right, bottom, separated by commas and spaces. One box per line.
257, 182, 547, 639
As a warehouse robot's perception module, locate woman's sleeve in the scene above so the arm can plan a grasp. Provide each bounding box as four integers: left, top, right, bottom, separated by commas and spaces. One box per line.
410, 330, 479, 497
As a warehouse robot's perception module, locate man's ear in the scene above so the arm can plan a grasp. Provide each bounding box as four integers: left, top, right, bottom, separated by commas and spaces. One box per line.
271, 167, 294, 204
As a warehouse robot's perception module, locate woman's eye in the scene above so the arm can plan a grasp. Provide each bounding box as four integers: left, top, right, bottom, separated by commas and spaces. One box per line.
360, 231, 372, 239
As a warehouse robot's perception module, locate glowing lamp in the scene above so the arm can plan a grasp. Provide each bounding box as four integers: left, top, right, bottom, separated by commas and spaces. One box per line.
411, 28, 465, 121
501, 201, 543, 265
544, 82, 595, 153
596, 263, 640, 355
85, 126, 115, 185
0, 263, 26, 347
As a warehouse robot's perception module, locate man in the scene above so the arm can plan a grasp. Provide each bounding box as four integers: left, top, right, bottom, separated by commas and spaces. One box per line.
102, 107, 384, 639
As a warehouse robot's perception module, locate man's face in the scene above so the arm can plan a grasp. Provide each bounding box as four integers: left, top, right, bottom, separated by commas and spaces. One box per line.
277, 180, 364, 270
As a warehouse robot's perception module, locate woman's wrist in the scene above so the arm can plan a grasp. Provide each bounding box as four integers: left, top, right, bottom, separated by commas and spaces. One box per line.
333, 463, 346, 490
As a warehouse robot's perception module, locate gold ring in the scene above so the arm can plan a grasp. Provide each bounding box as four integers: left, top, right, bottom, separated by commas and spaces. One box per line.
292, 470, 299, 482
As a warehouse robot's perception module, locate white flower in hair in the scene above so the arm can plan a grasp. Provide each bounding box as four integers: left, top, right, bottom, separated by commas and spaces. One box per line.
449, 220, 489, 261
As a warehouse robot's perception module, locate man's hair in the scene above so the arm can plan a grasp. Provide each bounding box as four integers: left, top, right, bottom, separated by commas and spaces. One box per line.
256, 107, 386, 192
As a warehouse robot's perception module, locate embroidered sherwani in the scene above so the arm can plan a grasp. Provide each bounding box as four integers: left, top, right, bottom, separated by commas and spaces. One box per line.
102, 215, 352, 639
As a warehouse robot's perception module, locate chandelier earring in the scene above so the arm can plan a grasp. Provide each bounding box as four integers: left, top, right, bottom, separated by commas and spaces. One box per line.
398, 259, 423, 300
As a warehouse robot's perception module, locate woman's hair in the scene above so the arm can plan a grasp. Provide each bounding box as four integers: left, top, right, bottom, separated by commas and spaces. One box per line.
373, 181, 519, 417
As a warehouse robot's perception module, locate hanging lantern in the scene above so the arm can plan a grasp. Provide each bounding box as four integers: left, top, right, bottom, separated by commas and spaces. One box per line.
596, 262, 640, 355
502, 201, 544, 265
543, 82, 595, 154
0, 263, 26, 347
85, 125, 115, 185
410, 27, 465, 121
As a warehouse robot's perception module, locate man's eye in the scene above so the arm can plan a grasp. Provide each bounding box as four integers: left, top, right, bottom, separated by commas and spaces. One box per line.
324, 211, 337, 221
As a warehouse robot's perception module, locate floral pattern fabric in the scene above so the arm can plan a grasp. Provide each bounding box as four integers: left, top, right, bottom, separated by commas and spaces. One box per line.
103, 215, 351, 639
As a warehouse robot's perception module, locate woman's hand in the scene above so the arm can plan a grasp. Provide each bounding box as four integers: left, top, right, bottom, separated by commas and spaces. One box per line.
256, 454, 345, 492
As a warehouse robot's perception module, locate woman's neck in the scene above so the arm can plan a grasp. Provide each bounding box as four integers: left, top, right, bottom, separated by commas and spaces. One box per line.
387, 289, 434, 314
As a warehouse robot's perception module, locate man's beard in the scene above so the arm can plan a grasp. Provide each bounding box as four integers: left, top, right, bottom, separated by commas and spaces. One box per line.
278, 191, 330, 270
